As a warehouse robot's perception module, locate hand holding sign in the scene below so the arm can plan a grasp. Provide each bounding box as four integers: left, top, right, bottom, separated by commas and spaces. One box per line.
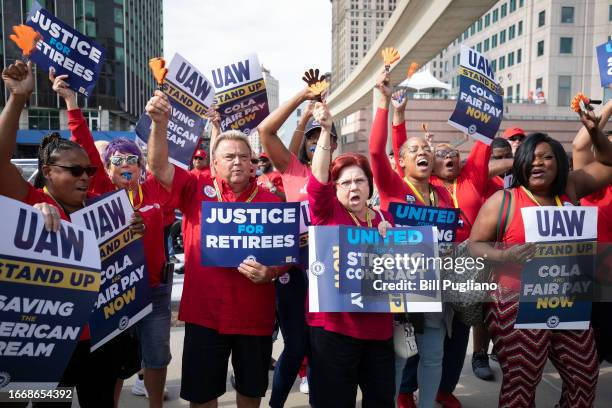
375, 68, 392, 99
1, 60, 34, 97
501, 242, 537, 263
49, 69, 76, 106
381, 47, 400, 72
145, 90, 171, 124
10, 24, 41, 57
238, 258, 276, 284
129, 212, 146, 236
312, 102, 333, 132
205, 105, 221, 132
33, 202, 61, 232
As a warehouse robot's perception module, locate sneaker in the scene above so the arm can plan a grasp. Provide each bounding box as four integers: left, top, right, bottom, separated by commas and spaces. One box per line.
299, 377, 309, 394
397, 392, 416, 408
489, 352, 498, 362
131, 376, 146, 397
230, 374, 236, 390
436, 391, 462, 408
472, 350, 495, 381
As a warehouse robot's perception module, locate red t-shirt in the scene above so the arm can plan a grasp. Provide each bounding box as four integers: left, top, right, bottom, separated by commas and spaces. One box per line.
23, 184, 94, 340
307, 175, 393, 341
166, 167, 279, 335
581, 185, 612, 243
369, 108, 453, 212
485, 176, 505, 199
69, 109, 169, 287
389, 116, 491, 242
280, 153, 311, 202
191, 167, 211, 178
258, 170, 285, 193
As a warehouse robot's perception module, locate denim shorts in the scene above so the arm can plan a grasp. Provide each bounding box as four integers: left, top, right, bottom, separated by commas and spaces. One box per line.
135, 283, 172, 368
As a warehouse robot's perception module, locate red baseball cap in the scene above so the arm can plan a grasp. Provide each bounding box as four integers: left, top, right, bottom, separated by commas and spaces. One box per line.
193, 149, 207, 159
502, 127, 526, 139
259, 152, 269, 159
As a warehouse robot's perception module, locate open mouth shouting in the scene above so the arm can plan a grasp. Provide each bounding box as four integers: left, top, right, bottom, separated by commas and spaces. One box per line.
416, 158, 429, 170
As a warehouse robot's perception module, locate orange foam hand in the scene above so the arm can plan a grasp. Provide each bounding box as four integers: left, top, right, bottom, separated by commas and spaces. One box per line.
309, 80, 329, 96
149, 57, 167, 86
10, 25, 41, 56
381, 47, 400, 67
407, 62, 419, 78
570, 92, 589, 113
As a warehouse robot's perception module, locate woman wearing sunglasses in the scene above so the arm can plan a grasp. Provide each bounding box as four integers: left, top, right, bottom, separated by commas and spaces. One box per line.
0, 61, 146, 407
369, 68, 455, 408
49, 71, 174, 408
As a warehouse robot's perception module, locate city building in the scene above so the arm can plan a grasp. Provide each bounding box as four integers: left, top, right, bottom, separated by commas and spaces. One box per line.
2, 0, 163, 156
262, 65, 279, 112
429, 0, 612, 112
330, 0, 397, 153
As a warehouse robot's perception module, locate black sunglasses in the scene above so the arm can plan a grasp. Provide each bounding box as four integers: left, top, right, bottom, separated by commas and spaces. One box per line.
193, 156, 204, 160
508, 135, 525, 142
49, 164, 97, 177
250, 159, 259, 164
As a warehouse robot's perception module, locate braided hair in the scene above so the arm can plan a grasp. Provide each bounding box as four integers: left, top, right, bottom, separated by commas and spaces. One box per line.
33, 133, 84, 188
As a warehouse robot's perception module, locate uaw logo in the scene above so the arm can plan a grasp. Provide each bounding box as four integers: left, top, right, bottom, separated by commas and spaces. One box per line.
546, 315, 560, 328
118, 315, 130, 331
310, 261, 325, 276
0, 372, 11, 389
468, 124, 477, 135
278, 272, 290, 284
203, 185, 216, 198
405, 194, 416, 204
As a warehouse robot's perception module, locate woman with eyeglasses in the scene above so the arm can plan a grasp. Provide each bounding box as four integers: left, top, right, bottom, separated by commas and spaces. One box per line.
306, 101, 395, 407
49, 71, 175, 408
369, 69, 454, 408
0, 61, 146, 407
468, 108, 612, 407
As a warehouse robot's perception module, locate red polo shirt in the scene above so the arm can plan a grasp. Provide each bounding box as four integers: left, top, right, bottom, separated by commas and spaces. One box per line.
167, 167, 280, 335
307, 175, 393, 341
69, 109, 169, 287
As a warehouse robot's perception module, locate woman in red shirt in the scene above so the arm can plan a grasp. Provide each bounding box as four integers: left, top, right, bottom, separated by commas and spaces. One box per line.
0, 61, 143, 408
307, 101, 394, 407
469, 110, 612, 407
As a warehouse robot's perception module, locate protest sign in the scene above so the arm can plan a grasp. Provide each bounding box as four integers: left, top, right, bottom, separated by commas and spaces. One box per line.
308, 226, 442, 313
596, 40, 612, 87
136, 53, 213, 169
298, 201, 311, 271
0, 196, 100, 390
448, 46, 503, 145
71, 190, 151, 350
515, 206, 597, 330
210, 53, 269, 135
24, 1, 105, 97
201, 202, 300, 267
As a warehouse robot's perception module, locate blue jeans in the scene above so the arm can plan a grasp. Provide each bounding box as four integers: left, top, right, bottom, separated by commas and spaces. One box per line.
395, 317, 446, 408
135, 283, 172, 368
439, 317, 470, 393
269, 267, 310, 408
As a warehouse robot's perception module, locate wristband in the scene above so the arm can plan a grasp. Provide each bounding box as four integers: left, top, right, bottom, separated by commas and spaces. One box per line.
317, 144, 332, 150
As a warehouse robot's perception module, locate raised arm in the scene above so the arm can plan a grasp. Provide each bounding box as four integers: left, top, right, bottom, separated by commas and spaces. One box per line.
461, 140, 492, 191
488, 158, 513, 178
569, 108, 612, 199
310, 102, 333, 183
257, 88, 315, 173
0, 61, 34, 200
145, 90, 174, 189
572, 98, 612, 170
288, 101, 314, 156
206, 106, 221, 176
391, 88, 408, 173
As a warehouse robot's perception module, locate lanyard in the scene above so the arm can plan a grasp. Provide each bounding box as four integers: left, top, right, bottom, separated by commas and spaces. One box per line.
521, 186, 562, 207
43, 186, 83, 216
444, 179, 458, 209
347, 208, 372, 227
403, 177, 435, 206
213, 178, 258, 203
128, 184, 144, 210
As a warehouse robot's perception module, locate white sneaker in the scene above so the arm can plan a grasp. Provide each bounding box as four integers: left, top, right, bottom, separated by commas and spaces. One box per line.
299, 377, 309, 394
131, 376, 147, 397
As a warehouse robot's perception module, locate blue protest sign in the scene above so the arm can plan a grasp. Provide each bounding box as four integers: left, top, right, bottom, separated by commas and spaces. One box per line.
0, 196, 100, 390
71, 190, 151, 350
448, 46, 503, 145
515, 207, 597, 330
136, 53, 213, 169
200, 202, 300, 267
388, 202, 460, 245
308, 226, 442, 313
298, 201, 311, 271
25, 1, 105, 97
596, 41, 612, 87
210, 53, 269, 135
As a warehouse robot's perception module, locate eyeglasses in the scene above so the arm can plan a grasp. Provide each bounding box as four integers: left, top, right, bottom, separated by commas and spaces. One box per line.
435, 149, 459, 158
193, 156, 204, 161
336, 177, 368, 190
508, 135, 525, 142
406, 145, 432, 153
110, 154, 139, 166
49, 164, 97, 177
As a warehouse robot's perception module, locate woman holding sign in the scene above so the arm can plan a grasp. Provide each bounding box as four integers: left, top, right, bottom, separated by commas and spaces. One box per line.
469, 108, 612, 407
369, 69, 455, 408
0, 61, 143, 408
307, 100, 395, 407
49, 72, 174, 408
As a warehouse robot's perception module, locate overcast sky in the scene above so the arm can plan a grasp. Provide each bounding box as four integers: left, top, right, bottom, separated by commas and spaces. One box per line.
163, 0, 332, 103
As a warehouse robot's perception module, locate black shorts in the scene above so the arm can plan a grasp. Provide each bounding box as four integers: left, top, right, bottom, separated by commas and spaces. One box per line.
180, 323, 273, 403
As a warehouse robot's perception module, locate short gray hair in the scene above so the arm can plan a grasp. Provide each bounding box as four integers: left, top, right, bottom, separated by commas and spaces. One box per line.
212, 130, 252, 157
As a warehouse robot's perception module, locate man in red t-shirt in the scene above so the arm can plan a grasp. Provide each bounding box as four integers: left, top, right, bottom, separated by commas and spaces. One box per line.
191, 149, 211, 177
144, 90, 287, 407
